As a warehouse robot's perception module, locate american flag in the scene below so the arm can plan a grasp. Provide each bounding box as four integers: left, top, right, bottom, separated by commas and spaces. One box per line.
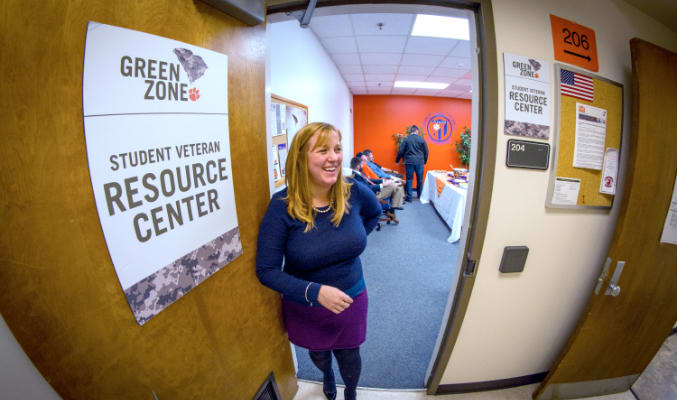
561, 70, 594, 102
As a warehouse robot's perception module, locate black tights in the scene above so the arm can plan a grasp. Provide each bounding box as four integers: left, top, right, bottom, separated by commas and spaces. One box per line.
309, 348, 361, 399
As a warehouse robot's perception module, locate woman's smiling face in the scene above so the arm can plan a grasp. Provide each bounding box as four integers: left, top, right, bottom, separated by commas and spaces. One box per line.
307, 129, 342, 192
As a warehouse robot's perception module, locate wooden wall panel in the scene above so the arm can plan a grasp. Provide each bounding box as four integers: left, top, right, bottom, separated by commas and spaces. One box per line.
0, 1, 297, 399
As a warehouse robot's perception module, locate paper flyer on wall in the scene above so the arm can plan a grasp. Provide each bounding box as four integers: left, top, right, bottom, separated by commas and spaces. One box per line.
277, 143, 288, 177
600, 148, 619, 195
82, 22, 242, 325
272, 145, 281, 180
660, 172, 677, 245
503, 53, 551, 140
552, 177, 580, 205
573, 103, 607, 170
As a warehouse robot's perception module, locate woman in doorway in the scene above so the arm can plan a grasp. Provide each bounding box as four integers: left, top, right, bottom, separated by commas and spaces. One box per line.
256, 122, 382, 400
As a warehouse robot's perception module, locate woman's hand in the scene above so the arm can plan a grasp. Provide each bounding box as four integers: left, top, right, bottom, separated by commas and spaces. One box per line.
317, 285, 353, 314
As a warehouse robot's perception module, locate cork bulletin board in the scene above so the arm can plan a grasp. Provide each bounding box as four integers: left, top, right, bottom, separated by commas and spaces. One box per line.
546, 64, 624, 209
271, 94, 308, 188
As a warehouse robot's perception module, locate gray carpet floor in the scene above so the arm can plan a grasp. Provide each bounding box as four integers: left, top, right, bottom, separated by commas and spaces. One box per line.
631, 332, 677, 400
295, 199, 461, 389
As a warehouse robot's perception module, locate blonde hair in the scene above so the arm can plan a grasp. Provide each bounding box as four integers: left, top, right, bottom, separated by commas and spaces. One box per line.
284, 122, 351, 232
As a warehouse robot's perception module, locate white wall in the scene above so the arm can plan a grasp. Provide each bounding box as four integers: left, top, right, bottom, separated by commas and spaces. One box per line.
267, 20, 354, 168
441, 0, 677, 384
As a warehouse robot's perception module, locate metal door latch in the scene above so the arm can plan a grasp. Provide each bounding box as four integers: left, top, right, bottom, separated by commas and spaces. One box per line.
605, 261, 625, 297
594, 257, 612, 295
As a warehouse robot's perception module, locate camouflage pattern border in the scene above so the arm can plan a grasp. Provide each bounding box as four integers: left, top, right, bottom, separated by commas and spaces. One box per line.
123, 227, 242, 325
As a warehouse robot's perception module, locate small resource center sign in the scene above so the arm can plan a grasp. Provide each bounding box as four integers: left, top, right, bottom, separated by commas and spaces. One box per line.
83, 22, 242, 325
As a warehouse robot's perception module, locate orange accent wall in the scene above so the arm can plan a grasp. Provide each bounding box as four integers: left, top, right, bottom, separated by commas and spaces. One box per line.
353, 95, 472, 176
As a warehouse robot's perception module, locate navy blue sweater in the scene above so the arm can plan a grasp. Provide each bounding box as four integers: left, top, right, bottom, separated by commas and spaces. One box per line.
256, 181, 382, 306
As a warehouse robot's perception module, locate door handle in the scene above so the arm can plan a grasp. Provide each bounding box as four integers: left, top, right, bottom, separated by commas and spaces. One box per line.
605, 261, 625, 297
594, 257, 612, 295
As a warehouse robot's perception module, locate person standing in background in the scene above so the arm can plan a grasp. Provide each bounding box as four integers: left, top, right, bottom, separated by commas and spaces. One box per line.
396, 125, 428, 202
256, 122, 382, 400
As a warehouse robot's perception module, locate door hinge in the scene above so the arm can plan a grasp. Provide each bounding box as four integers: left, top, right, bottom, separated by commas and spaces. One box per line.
464, 256, 477, 277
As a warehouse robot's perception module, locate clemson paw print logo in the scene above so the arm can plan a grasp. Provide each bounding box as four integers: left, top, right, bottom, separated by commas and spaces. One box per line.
189, 88, 200, 101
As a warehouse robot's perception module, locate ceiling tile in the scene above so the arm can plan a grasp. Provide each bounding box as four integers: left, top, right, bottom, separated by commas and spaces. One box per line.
309, 15, 354, 37
404, 37, 459, 55
456, 92, 472, 99
332, 53, 361, 65
395, 74, 429, 82
367, 88, 392, 94
343, 73, 365, 83
357, 35, 407, 53
361, 53, 402, 65
414, 88, 442, 95
398, 65, 434, 75
339, 65, 363, 74
366, 81, 393, 88
448, 83, 472, 92
438, 89, 465, 97
440, 56, 471, 69
391, 88, 417, 95
425, 76, 453, 84
453, 78, 472, 87
363, 64, 398, 74
449, 40, 472, 57
401, 53, 444, 66
321, 37, 358, 53
302, 11, 476, 98
351, 13, 415, 35
364, 73, 395, 82
430, 67, 468, 78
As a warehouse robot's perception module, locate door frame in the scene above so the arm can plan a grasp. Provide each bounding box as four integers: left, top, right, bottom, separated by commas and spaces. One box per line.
425, 0, 498, 393
265, 0, 499, 393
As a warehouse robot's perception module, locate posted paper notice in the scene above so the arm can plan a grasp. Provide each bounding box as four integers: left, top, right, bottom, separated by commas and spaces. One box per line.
277, 143, 288, 177
553, 177, 580, 205
660, 173, 677, 245
600, 148, 619, 195
573, 103, 607, 170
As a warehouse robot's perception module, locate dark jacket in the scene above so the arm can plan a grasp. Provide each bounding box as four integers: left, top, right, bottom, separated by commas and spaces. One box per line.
350, 170, 382, 193
396, 133, 429, 165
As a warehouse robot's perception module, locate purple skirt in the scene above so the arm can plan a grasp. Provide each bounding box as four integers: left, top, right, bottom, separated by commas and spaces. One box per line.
282, 289, 368, 351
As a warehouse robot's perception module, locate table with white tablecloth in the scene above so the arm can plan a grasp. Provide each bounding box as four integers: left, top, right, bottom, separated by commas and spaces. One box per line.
420, 171, 467, 243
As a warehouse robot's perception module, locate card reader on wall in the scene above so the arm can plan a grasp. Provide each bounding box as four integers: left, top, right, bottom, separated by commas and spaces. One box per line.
499, 246, 529, 273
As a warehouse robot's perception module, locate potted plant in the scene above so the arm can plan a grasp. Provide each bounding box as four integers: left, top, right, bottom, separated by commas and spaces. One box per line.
392, 125, 415, 148
455, 126, 471, 166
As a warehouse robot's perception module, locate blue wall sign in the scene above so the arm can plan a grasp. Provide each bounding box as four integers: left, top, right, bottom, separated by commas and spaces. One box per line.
424, 113, 455, 144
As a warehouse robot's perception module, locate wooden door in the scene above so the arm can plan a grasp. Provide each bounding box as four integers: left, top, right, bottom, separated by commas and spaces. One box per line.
0, 1, 297, 399
534, 38, 677, 399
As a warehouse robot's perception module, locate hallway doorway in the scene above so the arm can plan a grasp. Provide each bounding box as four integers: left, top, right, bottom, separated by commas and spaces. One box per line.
266, 1, 485, 391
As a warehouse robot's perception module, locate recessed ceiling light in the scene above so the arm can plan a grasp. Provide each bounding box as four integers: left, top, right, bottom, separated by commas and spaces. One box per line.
411, 15, 469, 40
394, 81, 449, 90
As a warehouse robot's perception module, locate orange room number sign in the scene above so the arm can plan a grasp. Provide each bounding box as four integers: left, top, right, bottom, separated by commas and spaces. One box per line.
550, 14, 599, 72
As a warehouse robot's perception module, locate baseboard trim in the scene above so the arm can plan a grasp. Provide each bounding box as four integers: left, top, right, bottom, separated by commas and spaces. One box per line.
436, 372, 548, 394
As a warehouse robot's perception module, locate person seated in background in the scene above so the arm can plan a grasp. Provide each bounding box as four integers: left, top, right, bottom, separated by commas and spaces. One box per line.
358, 153, 404, 189
362, 149, 403, 179
355, 152, 380, 180
357, 154, 405, 210
349, 157, 401, 222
